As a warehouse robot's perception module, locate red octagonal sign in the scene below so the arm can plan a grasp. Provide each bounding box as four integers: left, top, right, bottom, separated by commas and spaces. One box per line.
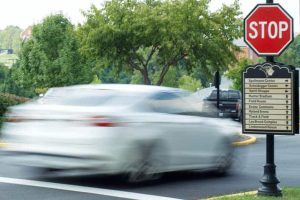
244, 4, 293, 56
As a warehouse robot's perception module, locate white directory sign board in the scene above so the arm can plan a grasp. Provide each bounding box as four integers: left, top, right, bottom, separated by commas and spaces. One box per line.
242, 62, 298, 134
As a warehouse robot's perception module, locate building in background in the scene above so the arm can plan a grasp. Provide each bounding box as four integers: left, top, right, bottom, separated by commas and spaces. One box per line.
234, 38, 259, 62
20, 26, 33, 41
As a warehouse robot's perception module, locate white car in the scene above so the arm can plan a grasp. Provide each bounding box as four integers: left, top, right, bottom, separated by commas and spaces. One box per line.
1, 84, 239, 182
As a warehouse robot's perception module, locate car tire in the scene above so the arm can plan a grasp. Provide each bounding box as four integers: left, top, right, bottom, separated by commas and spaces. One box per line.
215, 139, 234, 176
126, 142, 166, 183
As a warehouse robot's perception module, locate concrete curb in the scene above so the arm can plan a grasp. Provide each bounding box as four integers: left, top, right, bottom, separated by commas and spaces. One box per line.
206, 190, 257, 200
0, 142, 8, 148
233, 135, 257, 146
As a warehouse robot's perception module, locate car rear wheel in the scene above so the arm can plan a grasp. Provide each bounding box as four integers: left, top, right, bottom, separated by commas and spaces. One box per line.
215, 139, 234, 175
126, 142, 166, 183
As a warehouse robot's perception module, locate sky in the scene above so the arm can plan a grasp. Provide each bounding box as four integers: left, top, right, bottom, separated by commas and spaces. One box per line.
0, 0, 299, 32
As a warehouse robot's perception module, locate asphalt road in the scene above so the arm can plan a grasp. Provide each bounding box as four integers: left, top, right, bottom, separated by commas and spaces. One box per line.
0, 134, 300, 200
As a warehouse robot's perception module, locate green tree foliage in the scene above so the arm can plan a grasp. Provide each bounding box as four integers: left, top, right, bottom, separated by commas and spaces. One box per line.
277, 34, 300, 66
18, 14, 93, 94
90, 74, 102, 84
225, 58, 253, 91
0, 93, 28, 117
0, 64, 9, 91
0, 64, 34, 97
78, 0, 242, 85
0, 92, 28, 129
178, 75, 202, 91
0, 26, 22, 54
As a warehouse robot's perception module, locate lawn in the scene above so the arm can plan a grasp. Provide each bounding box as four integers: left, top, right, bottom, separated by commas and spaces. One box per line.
208, 188, 300, 200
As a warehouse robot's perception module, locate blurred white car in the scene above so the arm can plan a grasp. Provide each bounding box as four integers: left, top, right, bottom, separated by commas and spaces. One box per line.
1, 84, 240, 182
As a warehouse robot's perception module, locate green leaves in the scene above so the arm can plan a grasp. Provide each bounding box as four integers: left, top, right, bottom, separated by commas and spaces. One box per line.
225, 58, 253, 91
6, 0, 242, 96
178, 75, 202, 92
79, 0, 243, 85
277, 34, 300, 66
18, 14, 93, 94
0, 26, 22, 54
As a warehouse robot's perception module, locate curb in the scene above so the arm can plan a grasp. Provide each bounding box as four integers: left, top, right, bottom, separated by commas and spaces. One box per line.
0, 142, 8, 148
233, 135, 256, 146
206, 190, 257, 200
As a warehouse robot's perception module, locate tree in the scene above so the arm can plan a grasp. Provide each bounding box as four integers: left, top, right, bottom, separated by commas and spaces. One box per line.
0, 64, 9, 91
225, 58, 253, 91
178, 75, 202, 91
0, 26, 22, 54
78, 0, 242, 86
18, 14, 93, 94
277, 34, 300, 66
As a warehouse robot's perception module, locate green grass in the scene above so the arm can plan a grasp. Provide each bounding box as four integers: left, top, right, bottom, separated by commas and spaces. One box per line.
209, 188, 300, 200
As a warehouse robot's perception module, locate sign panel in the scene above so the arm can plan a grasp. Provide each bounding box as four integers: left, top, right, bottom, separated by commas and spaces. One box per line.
244, 4, 293, 56
242, 62, 299, 135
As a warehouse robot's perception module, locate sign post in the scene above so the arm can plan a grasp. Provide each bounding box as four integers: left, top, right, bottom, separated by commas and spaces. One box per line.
243, 0, 297, 197
214, 71, 221, 110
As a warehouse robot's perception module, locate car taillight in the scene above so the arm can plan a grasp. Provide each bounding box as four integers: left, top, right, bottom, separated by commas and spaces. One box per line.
89, 116, 121, 127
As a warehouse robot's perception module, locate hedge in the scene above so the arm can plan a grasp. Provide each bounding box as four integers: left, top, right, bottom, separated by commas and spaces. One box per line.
0, 93, 29, 117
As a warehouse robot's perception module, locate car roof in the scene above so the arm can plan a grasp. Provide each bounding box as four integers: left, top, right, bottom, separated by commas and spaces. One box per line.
52, 84, 187, 94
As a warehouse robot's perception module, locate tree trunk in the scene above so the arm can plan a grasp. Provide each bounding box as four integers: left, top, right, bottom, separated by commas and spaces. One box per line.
141, 69, 151, 85
156, 65, 170, 86
143, 76, 151, 85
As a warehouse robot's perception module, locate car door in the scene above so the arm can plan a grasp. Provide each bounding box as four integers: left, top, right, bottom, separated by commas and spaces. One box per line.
148, 91, 218, 168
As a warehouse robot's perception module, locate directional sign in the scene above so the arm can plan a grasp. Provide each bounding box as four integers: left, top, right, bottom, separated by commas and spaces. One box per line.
242, 62, 299, 135
244, 4, 293, 56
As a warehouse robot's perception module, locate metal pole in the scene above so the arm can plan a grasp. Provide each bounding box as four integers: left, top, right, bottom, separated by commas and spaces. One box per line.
258, 134, 282, 196
258, 2, 282, 195
214, 71, 220, 116
217, 87, 219, 108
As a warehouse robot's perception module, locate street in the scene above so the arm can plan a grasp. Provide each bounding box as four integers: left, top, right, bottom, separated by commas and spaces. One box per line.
0, 134, 299, 200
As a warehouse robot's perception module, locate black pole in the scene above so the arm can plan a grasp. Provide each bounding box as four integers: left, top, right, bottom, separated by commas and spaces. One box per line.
216, 83, 220, 110
258, 134, 282, 196
214, 71, 220, 113
257, 0, 282, 191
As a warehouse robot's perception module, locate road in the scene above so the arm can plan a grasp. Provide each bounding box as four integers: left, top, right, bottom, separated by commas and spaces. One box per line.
0, 135, 300, 200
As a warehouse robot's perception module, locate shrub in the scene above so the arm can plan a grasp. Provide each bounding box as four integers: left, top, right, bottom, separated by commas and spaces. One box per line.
178, 75, 202, 92
0, 93, 29, 117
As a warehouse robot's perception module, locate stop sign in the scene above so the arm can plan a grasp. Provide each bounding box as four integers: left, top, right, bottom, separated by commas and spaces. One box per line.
244, 4, 293, 56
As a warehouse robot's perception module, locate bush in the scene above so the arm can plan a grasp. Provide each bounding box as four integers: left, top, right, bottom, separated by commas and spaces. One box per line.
0, 93, 29, 117
178, 75, 202, 92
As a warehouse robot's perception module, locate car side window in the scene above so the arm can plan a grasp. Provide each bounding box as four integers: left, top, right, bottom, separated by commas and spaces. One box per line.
147, 91, 195, 114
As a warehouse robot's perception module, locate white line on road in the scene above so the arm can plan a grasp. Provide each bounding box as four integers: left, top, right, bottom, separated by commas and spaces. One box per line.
0, 177, 182, 200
